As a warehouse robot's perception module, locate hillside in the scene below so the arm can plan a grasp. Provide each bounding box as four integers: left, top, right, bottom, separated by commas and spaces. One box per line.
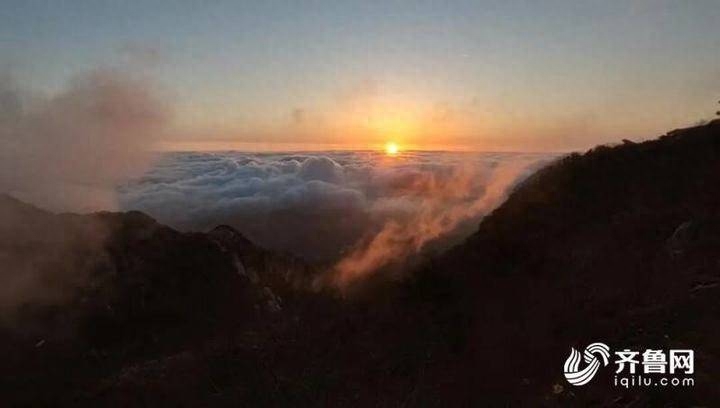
433, 119, 720, 405
0, 195, 326, 405
0, 194, 453, 406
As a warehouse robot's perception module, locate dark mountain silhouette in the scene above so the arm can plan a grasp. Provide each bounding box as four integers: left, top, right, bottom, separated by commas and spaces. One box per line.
1, 119, 719, 406
431, 119, 720, 405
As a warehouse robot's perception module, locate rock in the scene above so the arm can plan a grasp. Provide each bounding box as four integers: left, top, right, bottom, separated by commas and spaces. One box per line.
666, 220, 694, 256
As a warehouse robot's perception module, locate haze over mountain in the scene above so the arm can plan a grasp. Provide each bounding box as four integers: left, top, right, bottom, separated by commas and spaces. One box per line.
1, 120, 719, 405
0, 69, 168, 212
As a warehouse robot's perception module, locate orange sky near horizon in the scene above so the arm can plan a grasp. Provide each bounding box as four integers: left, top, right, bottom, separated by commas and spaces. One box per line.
6, 2, 718, 153
164, 77, 715, 153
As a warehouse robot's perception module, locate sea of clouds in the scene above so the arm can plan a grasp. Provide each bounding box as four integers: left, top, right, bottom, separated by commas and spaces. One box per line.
0, 63, 557, 297
120, 151, 555, 285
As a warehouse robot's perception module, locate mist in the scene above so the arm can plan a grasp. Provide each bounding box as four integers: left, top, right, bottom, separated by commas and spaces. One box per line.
0, 67, 167, 320
332, 157, 542, 286
0, 194, 113, 322
0, 68, 168, 212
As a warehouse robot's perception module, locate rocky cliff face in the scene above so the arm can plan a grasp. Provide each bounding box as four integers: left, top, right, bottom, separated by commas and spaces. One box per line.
1, 120, 719, 406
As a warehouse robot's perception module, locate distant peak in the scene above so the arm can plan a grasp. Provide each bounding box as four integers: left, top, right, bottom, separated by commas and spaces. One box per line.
208, 225, 254, 249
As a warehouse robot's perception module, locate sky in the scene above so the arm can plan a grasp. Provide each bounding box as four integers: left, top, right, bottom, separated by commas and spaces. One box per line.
2, 0, 719, 151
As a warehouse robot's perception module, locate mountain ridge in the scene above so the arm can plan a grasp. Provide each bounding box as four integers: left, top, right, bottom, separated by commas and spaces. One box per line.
429, 118, 720, 404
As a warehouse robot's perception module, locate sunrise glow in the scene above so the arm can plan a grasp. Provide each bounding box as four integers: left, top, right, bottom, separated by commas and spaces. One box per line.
385, 142, 399, 156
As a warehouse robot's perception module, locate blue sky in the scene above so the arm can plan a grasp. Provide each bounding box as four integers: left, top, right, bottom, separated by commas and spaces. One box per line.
2, 0, 719, 150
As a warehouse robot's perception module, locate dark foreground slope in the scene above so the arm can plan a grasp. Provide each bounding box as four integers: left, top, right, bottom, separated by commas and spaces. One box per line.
1, 120, 719, 406
433, 119, 720, 405
0, 195, 329, 406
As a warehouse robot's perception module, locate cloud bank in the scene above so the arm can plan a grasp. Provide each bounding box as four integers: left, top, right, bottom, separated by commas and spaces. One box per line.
120, 151, 554, 285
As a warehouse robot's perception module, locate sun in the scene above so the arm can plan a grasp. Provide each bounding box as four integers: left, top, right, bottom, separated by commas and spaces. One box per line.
385, 141, 399, 156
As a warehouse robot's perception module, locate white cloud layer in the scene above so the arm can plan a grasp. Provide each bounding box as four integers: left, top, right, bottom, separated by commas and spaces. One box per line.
120, 151, 554, 283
